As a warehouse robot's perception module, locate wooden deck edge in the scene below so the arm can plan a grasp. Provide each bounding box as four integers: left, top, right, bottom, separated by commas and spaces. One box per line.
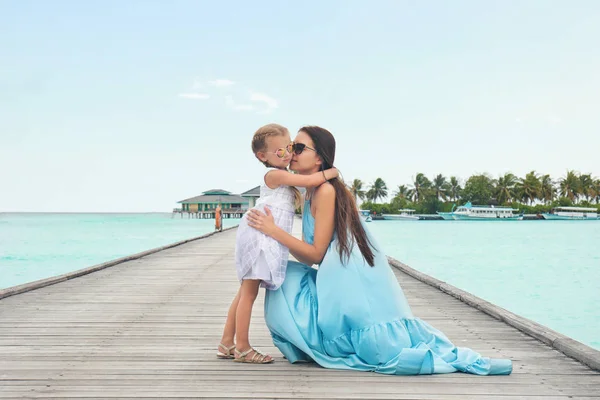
388, 256, 600, 372
0, 226, 239, 301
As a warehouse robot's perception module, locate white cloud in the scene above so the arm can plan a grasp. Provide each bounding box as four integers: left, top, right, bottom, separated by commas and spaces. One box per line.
250, 92, 279, 113
548, 116, 563, 124
209, 79, 235, 87
178, 79, 279, 114
178, 93, 210, 100
225, 95, 254, 111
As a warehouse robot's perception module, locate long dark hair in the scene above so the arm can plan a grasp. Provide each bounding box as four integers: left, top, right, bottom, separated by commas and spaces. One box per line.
299, 126, 375, 267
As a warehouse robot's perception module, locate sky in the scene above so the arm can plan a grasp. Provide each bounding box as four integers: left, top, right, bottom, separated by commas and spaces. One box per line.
1, 0, 599, 212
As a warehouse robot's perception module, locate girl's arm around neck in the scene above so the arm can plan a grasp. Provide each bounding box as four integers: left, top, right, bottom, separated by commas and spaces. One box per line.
265, 168, 338, 189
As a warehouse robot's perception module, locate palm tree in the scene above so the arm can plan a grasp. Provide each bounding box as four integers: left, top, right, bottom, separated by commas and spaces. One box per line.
559, 170, 581, 202
593, 179, 600, 204
411, 173, 431, 202
367, 178, 388, 203
515, 171, 541, 205
348, 179, 366, 202
539, 174, 556, 204
394, 185, 414, 200
579, 174, 594, 202
448, 176, 462, 201
495, 173, 518, 204
432, 174, 448, 200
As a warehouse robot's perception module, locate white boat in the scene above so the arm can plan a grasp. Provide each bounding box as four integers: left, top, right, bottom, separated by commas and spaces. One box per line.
359, 209, 372, 222
438, 202, 523, 220
382, 209, 419, 221
542, 206, 599, 220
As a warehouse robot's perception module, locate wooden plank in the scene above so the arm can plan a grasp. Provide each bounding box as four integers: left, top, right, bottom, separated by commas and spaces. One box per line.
0, 223, 599, 399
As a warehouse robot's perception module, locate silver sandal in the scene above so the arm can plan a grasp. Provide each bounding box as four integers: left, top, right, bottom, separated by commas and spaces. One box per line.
233, 347, 274, 364
216, 342, 236, 359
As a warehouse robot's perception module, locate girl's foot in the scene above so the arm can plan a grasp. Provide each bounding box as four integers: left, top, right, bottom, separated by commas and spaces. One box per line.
216, 342, 236, 359
234, 347, 274, 364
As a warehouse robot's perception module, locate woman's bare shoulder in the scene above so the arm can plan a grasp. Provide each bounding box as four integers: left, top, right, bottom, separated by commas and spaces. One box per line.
313, 182, 335, 202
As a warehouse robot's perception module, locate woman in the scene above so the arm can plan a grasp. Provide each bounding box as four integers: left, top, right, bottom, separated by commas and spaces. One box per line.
246, 126, 512, 375
215, 204, 223, 232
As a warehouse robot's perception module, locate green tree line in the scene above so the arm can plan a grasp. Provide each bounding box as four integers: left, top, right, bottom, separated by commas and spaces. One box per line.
347, 171, 600, 215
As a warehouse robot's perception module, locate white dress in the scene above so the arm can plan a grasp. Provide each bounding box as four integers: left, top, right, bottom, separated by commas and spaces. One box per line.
235, 170, 296, 290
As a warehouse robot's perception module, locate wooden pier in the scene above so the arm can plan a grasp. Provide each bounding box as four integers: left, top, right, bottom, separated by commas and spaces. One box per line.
1, 223, 599, 399
172, 208, 244, 219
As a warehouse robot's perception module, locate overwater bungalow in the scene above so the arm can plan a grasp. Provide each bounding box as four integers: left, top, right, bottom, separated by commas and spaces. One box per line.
173, 186, 306, 219
174, 189, 250, 218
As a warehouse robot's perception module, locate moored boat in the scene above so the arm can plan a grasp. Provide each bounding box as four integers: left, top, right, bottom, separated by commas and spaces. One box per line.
382, 209, 419, 221
359, 209, 372, 222
438, 202, 523, 220
542, 206, 599, 220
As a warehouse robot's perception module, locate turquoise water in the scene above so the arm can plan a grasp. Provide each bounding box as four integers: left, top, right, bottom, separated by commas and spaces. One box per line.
367, 220, 600, 350
1, 214, 598, 351
0, 213, 240, 289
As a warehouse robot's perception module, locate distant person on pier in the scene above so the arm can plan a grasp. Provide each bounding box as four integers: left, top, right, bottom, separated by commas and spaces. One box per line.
215, 205, 223, 232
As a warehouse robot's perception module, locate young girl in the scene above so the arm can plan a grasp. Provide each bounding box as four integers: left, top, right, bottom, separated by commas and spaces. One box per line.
217, 123, 338, 364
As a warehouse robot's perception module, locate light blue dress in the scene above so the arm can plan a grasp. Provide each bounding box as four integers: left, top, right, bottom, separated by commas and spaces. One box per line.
264, 199, 512, 375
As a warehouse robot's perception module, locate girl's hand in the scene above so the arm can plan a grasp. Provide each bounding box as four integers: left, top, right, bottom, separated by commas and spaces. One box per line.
328, 168, 339, 180
246, 207, 277, 237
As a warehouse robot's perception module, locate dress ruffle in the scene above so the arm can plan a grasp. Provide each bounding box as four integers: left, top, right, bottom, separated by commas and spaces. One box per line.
265, 261, 512, 375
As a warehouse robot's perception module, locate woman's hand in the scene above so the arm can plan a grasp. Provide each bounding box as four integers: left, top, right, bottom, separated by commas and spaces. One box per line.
246, 207, 277, 237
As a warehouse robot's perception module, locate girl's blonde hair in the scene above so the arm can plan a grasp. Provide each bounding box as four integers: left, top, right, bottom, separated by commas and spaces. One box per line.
252, 123, 301, 209
251, 123, 288, 166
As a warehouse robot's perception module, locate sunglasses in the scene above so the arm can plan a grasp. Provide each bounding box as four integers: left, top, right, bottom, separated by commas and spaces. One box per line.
292, 142, 317, 155
267, 142, 294, 159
